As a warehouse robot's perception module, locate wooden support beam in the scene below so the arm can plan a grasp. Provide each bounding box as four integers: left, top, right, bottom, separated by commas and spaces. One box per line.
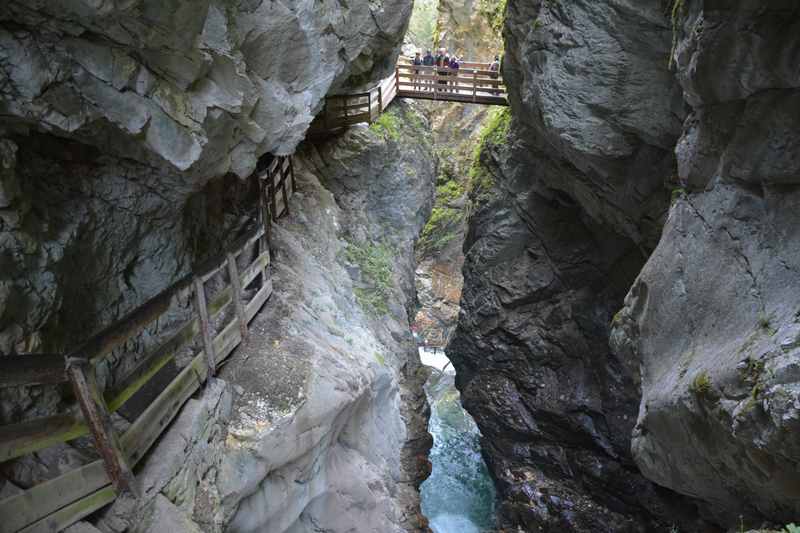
66, 357, 137, 496
227, 253, 248, 341
0, 354, 67, 388
193, 278, 217, 378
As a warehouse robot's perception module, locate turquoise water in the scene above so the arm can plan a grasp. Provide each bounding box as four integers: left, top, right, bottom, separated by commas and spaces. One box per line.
420, 352, 496, 533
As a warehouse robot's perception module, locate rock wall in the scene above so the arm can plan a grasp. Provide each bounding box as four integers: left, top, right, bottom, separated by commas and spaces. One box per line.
0, 0, 411, 356
448, 0, 704, 531
450, 0, 800, 531
63, 102, 436, 533
611, 1, 800, 528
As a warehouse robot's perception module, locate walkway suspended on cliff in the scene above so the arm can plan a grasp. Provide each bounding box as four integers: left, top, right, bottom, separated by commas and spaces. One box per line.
0, 155, 295, 533
311, 59, 507, 133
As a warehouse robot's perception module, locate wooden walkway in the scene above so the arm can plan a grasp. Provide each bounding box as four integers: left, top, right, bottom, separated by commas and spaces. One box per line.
313, 59, 507, 132
0, 155, 295, 533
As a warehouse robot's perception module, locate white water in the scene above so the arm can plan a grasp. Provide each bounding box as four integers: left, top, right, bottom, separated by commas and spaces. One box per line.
419, 348, 496, 533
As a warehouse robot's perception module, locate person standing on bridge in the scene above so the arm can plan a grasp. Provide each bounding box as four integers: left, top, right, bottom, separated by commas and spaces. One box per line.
489, 55, 501, 95
423, 49, 435, 91
435, 48, 449, 94
448, 55, 460, 93
412, 51, 423, 92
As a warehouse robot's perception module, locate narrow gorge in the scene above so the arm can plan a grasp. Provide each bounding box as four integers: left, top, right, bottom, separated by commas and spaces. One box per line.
1, 1, 799, 533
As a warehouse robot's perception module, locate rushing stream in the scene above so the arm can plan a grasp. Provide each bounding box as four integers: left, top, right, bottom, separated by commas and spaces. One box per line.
419, 348, 496, 532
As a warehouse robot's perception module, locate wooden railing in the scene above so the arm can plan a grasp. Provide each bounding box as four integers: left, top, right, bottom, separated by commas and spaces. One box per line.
312, 58, 507, 133
395, 62, 508, 105
0, 155, 295, 533
317, 73, 398, 131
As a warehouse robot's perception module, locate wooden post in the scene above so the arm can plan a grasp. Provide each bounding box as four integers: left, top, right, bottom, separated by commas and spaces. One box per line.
377, 85, 383, 115
289, 155, 296, 193
280, 158, 290, 217
193, 278, 217, 376
67, 357, 138, 495
227, 254, 248, 341
269, 165, 278, 222
473, 69, 478, 102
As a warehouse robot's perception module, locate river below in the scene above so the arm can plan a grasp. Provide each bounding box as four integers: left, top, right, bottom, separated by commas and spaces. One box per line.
419, 348, 496, 533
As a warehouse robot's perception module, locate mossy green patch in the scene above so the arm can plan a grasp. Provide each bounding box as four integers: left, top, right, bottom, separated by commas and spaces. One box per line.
477, 0, 508, 35
669, 0, 687, 69
689, 370, 712, 397
345, 240, 394, 316
370, 111, 402, 142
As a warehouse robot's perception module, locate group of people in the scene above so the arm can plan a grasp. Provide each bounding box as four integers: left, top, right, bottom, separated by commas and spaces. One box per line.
410, 48, 501, 95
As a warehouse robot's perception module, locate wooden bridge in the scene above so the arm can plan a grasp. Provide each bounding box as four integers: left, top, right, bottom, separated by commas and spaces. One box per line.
313, 59, 507, 132
0, 155, 295, 533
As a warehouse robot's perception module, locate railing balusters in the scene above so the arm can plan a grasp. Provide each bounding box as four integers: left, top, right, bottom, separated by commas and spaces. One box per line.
67, 357, 138, 496
193, 278, 217, 378
227, 254, 248, 341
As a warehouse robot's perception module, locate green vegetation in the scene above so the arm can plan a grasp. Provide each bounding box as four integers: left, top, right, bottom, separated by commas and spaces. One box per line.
783, 524, 800, 533
370, 111, 401, 142
477, 0, 508, 35
407, 0, 438, 50
757, 312, 778, 335
419, 204, 465, 255
670, 187, 686, 204
374, 352, 386, 366
668, 0, 687, 69
345, 240, 394, 316
689, 370, 713, 397
467, 107, 510, 197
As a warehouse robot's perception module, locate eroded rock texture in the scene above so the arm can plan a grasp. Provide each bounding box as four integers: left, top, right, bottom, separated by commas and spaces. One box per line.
612, 1, 800, 528
449, 0, 709, 531
0, 0, 411, 355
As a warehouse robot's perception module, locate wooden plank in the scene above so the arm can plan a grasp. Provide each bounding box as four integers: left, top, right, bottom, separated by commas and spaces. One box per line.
67, 359, 137, 495
0, 459, 108, 533
104, 316, 200, 413
227, 254, 248, 341
242, 251, 270, 288
213, 317, 242, 367
18, 485, 117, 533
246, 278, 273, 322
193, 278, 217, 378
79, 280, 186, 364
0, 354, 66, 388
0, 413, 85, 464
198, 261, 226, 284
121, 352, 205, 465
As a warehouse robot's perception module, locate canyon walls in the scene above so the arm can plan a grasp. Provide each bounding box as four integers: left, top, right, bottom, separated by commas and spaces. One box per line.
450, 0, 800, 531
1, 3, 439, 532
611, 0, 800, 527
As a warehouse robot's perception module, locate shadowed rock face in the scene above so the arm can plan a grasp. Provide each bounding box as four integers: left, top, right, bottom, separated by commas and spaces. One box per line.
0, 0, 410, 355
452, 0, 800, 531
448, 0, 712, 531
612, 1, 800, 527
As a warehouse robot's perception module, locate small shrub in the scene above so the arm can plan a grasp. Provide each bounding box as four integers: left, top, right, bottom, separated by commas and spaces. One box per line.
689, 371, 712, 396
370, 112, 401, 142
669, 0, 687, 69
670, 187, 686, 204
783, 524, 800, 533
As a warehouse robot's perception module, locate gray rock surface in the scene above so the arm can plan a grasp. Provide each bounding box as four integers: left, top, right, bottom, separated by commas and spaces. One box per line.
448, 0, 709, 531
611, 1, 800, 528
0, 0, 411, 356
217, 102, 435, 533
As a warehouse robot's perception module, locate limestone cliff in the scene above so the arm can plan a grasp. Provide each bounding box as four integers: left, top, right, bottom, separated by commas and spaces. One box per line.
0, 3, 439, 532
0, 0, 411, 356
450, 0, 800, 531
611, 1, 800, 527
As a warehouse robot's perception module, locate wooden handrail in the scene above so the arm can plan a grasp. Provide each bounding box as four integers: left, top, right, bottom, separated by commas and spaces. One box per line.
0, 156, 294, 533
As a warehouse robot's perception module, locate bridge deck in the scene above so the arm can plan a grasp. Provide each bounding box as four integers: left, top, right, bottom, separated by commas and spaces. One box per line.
312, 58, 507, 133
